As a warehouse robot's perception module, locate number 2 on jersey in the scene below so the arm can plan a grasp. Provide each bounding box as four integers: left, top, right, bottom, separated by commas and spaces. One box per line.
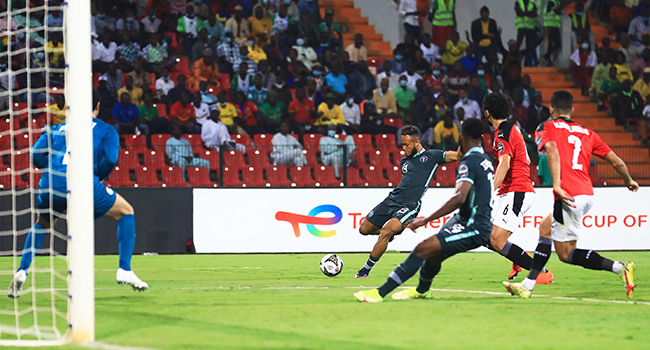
567, 135, 583, 170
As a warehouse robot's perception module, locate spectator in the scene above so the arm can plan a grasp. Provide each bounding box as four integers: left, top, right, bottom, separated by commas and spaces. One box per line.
47, 94, 66, 125
247, 73, 270, 106
231, 61, 255, 93
319, 123, 356, 178
590, 51, 615, 101
570, 41, 598, 95
619, 33, 641, 65
598, 67, 622, 111
614, 51, 634, 83
92, 34, 118, 72
272, 3, 297, 50
633, 67, 650, 99
503, 39, 525, 91
612, 79, 643, 125
376, 60, 400, 91
193, 92, 210, 126
389, 48, 408, 74
634, 49, 650, 79
297, 11, 319, 45
395, 34, 419, 61
433, 113, 459, 150
257, 60, 277, 89
116, 10, 140, 38
514, 0, 539, 63
225, 5, 251, 46
113, 92, 148, 136
641, 95, 650, 147
570, 3, 594, 51
270, 71, 293, 105
216, 91, 242, 130
259, 92, 285, 132
475, 62, 491, 92
270, 122, 308, 166
169, 92, 200, 134
45, 33, 65, 68
233, 46, 258, 76
471, 6, 503, 61
177, 5, 203, 61
340, 92, 362, 133
394, 75, 416, 117
141, 7, 162, 40
293, 35, 318, 70
200, 80, 219, 105
156, 68, 175, 103
318, 9, 343, 51
441, 31, 468, 68
235, 91, 265, 135
217, 31, 241, 72
413, 49, 431, 75
249, 5, 274, 47
511, 92, 527, 127
324, 62, 348, 96
512, 74, 536, 107
414, 94, 437, 130
542, 0, 565, 66
140, 33, 169, 74
188, 48, 221, 91
95, 76, 116, 120
346, 34, 367, 63
139, 91, 169, 135
526, 91, 550, 134
458, 46, 481, 75
373, 78, 397, 116
167, 124, 210, 172
420, 33, 440, 65
47, 8, 64, 29
316, 93, 346, 127
118, 75, 144, 107
629, 7, 650, 42
425, 63, 445, 94
298, 0, 320, 19
468, 76, 486, 105
453, 88, 480, 121
442, 60, 469, 100
429, 0, 456, 46
247, 34, 269, 63
399, 0, 424, 41
189, 0, 211, 19
126, 59, 151, 91
288, 87, 316, 134
610, 0, 632, 36
204, 14, 225, 47
94, 7, 117, 37
191, 28, 215, 65
400, 61, 423, 92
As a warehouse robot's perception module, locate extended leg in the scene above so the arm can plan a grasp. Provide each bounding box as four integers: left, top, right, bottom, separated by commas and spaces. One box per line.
356, 218, 401, 278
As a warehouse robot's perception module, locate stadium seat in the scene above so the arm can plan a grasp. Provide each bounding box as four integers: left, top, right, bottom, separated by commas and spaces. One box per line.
154, 103, 167, 118
200, 150, 220, 170
266, 165, 291, 187
172, 57, 190, 74
242, 166, 268, 187
352, 134, 373, 160
368, 149, 391, 168
148, 73, 157, 92
530, 163, 541, 186
345, 166, 367, 187
10, 152, 30, 171
222, 150, 246, 167
248, 149, 270, 168
124, 135, 147, 150
187, 166, 216, 187
388, 148, 406, 164
119, 150, 141, 169
107, 166, 135, 187
135, 166, 161, 187
289, 166, 314, 187
166, 32, 183, 51
303, 148, 318, 165
0, 175, 27, 189
24, 169, 41, 188
161, 166, 187, 187
14, 133, 41, 148
313, 165, 342, 187
253, 134, 273, 152
0, 119, 10, 133
182, 135, 203, 155
29, 117, 46, 131
303, 134, 322, 151
93, 72, 101, 89
151, 134, 172, 151
363, 165, 386, 186
375, 133, 397, 149
0, 134, 10, 147
483, 133, 493, 155
384, 118, 403, 128
385, 165, 401, 186
143, 150, 166, 168
222, 166, 243, 187
434, 163, 456, 187
232, 133, 251, 148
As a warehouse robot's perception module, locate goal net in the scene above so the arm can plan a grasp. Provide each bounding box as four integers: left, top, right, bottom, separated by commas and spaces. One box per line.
0, 0, 94, 345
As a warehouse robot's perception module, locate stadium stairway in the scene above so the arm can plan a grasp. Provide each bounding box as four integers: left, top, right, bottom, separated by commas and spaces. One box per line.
525, 67, 650, 185
319, 0, 393, 61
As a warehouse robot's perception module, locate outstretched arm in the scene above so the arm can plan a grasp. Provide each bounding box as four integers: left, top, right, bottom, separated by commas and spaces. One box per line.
602, 151, 639, 192
409, 180, 472, 231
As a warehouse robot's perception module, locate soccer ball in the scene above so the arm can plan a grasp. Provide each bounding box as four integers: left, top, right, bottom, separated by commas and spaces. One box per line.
320, 254, 344, 277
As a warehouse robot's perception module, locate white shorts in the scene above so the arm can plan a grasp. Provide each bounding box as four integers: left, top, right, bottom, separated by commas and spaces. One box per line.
491, 191, 535, 233
551, 195, 594, 242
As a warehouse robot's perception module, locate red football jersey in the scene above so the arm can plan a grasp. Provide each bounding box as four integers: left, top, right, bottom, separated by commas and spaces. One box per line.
493, 120, 535, 195
535, 117, 612, 198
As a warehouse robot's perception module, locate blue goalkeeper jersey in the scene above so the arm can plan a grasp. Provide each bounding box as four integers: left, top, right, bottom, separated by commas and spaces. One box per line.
31, 118, 120, 191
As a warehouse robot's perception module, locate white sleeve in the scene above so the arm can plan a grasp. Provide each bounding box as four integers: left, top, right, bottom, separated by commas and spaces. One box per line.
587, 52, 598, 67
201, 123, 216, 147
218, 124, 231, 144
570, 50, 580, 65
353, 105, 361, 125
644, 105, 650, 118
398, 0, 407, 16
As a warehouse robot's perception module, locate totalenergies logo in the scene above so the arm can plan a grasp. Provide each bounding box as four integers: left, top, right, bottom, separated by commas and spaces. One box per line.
275, 205, 343, 238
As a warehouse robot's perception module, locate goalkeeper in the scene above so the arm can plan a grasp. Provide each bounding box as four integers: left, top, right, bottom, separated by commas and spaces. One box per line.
8, 104, 148, 298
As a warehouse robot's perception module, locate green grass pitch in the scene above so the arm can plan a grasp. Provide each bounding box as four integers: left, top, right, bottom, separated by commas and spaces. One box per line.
1, 251, 649, 349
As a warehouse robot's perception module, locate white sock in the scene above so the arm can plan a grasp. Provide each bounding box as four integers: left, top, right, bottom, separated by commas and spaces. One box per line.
522, 277, 536, 291
612, 261, 624, 275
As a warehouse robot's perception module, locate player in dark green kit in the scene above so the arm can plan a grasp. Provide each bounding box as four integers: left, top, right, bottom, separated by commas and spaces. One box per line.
355, 126, 460, 278
355, 119, 494, 302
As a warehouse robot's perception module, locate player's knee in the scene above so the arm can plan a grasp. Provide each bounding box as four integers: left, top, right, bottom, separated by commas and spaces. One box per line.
557, 251, 570, 263
378, 228, 395, 241
121, 202, 134, 216
489, 234, 506, 252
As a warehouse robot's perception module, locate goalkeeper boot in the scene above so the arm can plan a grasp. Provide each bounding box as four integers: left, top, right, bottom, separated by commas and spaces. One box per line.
391, 287, 433, 300
8, 270, 27, 299
536, 269, 555, 284
116, 268, 149, 292
503, 281, 531, 299
622, 261, 636, 299
354, 289, 383, 303
508, 262, 522, 280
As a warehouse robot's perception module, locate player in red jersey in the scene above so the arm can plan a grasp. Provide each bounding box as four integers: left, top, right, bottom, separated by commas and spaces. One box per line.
504, 90, 639, 299
483, 93, 554, 284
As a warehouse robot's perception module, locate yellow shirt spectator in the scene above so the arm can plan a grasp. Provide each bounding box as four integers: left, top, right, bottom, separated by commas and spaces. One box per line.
218, 102, 239, 125
434, 120, 459, 144
632, 77, 650, 98
442, 40, 469, 66
248, 13, 273, 47
372, 88, 397, 114
316, 102, 346, 125
247, 45, 267, 63
615, 63, 634, 83
45, 41, 64, 65
47, 103, 66, 125
117, 86, 144, 107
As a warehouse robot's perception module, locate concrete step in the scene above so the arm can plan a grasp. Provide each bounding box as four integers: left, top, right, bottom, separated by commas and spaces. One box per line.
321, 0, 354, 8
539, 88, 590, 102
532, 80, 575, 89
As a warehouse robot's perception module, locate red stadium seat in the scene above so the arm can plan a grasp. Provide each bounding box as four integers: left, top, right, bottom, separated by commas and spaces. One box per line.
483, 133, 493, 156
187, 166, 216, 187
0, 175, 28, 189
352, 134, 373, 159
289, 166, 314, 187
0, 134, 10, 147
124, 135, 147, 149
363, 165, 387, 186
389, 148, 406, 164
10, 152, 31, 171
161, 166, 187, 187
345, 166, 367, 187
530, 163, 541, 186
135, 166, 160, 187
433, 163, 457, 187
25, 169, 41, 188
266, 165, 291, 187
143, 150, 166, 168
166, 32, 183, 51
375, 133, 397, 149
108, 166, 136, 187
14, 132, 41, 148
385, 165, 401, 186
119, 150, 141, 169
253, 133, 273, 148
384, 118, 403, 128
151, 134, 172, 151
242, 166, 268, 187
303, 134, 322, 151
171, 57, 190, 74
200, 150, 220, 170
182, 135, 203, 155
303, 148, 318, 165
154, 103, 167, 118
368, 149, 391, 168
232, 133, 251, 148
29, 117, 46, 131
222, 150, 246, 167
314, 165, 342, 187
222, 166, 243, 187
149, 73, 157, 92
248, 148, 270, 168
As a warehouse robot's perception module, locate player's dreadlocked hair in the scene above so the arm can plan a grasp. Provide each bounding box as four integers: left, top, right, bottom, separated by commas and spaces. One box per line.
482, 92, 511, 120
401, 125, 420, 138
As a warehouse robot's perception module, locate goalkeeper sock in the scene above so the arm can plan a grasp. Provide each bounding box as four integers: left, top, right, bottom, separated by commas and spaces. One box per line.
19, 223, 46, 272
416, 260, 441, 294
117, 214, 135, 271
377, 253, 424, 298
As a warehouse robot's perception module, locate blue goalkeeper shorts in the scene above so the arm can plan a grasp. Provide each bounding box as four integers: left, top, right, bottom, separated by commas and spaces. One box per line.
37, 178, 117, 220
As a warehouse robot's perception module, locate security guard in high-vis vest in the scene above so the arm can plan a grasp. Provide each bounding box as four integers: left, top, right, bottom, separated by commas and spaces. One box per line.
514, 0, 539, 64
428, 0, 455, 46
543, 0, 564, 66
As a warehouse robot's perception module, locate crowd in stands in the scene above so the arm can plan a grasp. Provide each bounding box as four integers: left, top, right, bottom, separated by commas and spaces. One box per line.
1, 0, 648, 187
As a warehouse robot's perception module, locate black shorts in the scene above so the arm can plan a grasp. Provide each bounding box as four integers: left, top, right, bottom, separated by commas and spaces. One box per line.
436, 216, 490, 258
365, 198, 420, 233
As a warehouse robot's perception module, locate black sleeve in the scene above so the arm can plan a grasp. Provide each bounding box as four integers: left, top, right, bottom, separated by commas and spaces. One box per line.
471, 20, 483, 42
